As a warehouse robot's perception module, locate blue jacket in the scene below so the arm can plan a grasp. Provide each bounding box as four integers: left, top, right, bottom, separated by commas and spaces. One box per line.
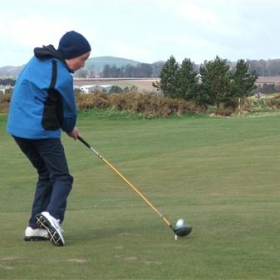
7, 45, 77, 139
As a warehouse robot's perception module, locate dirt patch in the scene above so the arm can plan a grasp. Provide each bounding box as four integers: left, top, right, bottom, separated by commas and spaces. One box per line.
0, 264, 13, 270
123, 256, 138, 262
256, 76, 280, 85
74, 78, 158, 92
0, 256, 21, 261
0, 256, 22, 271
67, 259, 88, 263
118, 232, 141, 237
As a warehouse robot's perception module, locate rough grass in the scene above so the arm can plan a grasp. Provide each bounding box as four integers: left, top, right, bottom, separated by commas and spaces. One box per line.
1, 112, 280, 279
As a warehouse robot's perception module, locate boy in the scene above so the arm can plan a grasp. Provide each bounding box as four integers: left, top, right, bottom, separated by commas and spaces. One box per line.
7, 31, 91, 246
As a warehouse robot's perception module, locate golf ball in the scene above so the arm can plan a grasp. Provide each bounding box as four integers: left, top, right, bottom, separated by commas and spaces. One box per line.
176, 219, 184, 227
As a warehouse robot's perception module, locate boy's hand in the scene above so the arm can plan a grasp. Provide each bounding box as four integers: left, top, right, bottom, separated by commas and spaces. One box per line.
67, 127, 81, 140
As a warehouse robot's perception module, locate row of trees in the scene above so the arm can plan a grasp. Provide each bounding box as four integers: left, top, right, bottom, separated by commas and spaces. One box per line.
153, 56, 258, 112
256, 83, 280, 94
0, 78, 16, 86
100, 62, 163, 78
247, 59, 280, 76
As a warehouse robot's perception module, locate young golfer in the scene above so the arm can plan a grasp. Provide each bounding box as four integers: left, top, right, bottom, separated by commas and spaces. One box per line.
7, 30, 91, 246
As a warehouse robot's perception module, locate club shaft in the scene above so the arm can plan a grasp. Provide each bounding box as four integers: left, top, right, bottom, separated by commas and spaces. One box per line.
78, 136, 173, 230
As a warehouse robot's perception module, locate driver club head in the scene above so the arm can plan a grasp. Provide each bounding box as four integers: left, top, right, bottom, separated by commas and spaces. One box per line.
174, 225, 192, 237
173, 218, 192, 237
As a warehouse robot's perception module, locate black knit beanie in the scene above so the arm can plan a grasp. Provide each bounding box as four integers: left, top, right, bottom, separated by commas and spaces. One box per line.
58, 31, 91, 59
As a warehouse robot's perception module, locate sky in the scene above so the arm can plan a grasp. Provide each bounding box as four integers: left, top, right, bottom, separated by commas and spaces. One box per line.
1, 0, 280, 67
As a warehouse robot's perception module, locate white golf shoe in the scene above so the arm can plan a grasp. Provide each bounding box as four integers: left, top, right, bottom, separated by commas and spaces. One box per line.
36, 211, 65, 246
24, 226, 49, 241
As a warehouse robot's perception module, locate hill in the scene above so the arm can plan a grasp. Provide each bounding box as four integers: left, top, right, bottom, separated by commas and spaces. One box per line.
0, 65, 25, 78
0, 56, 146, 78
85, 56, 141, 73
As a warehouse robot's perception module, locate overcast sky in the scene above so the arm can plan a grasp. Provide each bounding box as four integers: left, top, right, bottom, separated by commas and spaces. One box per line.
1, 0, 280, 67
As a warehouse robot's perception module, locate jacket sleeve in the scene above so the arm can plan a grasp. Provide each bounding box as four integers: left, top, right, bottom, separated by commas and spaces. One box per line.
55, 64, 77, 133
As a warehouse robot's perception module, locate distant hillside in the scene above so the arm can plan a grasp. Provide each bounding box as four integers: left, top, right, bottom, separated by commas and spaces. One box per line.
86, 56, 141, 73
0, 65, 25, 78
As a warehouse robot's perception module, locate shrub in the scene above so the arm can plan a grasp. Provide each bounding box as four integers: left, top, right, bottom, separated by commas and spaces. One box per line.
0, 94, 11, 113
76, 90, 109, 109
216, 106, 235, 116
108, 91, 205, 118
266, 95, 280, 109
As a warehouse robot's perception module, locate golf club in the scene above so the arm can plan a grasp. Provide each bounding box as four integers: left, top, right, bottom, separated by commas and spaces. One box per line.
78, 136, 192, 238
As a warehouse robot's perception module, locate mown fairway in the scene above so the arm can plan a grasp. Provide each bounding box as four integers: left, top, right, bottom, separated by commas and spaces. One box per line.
1, 112, 280, 280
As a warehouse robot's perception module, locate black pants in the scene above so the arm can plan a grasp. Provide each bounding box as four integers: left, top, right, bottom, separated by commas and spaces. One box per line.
13, 136, 73, 228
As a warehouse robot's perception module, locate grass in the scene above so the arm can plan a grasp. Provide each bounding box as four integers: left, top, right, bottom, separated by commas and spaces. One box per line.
1, 111, 280, 279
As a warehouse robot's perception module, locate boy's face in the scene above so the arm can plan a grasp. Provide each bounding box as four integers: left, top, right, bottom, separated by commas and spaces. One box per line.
66, 52, 91, 72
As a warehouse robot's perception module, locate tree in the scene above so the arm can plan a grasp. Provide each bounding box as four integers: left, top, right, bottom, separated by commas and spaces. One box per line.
109, 85, 123, 94
199, 56, 232, 109
176, 58, 198, 100
153, 55, 179, 97
232, 59, 257, 98
151, 61, 164, 77
102, 64, 111, 78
